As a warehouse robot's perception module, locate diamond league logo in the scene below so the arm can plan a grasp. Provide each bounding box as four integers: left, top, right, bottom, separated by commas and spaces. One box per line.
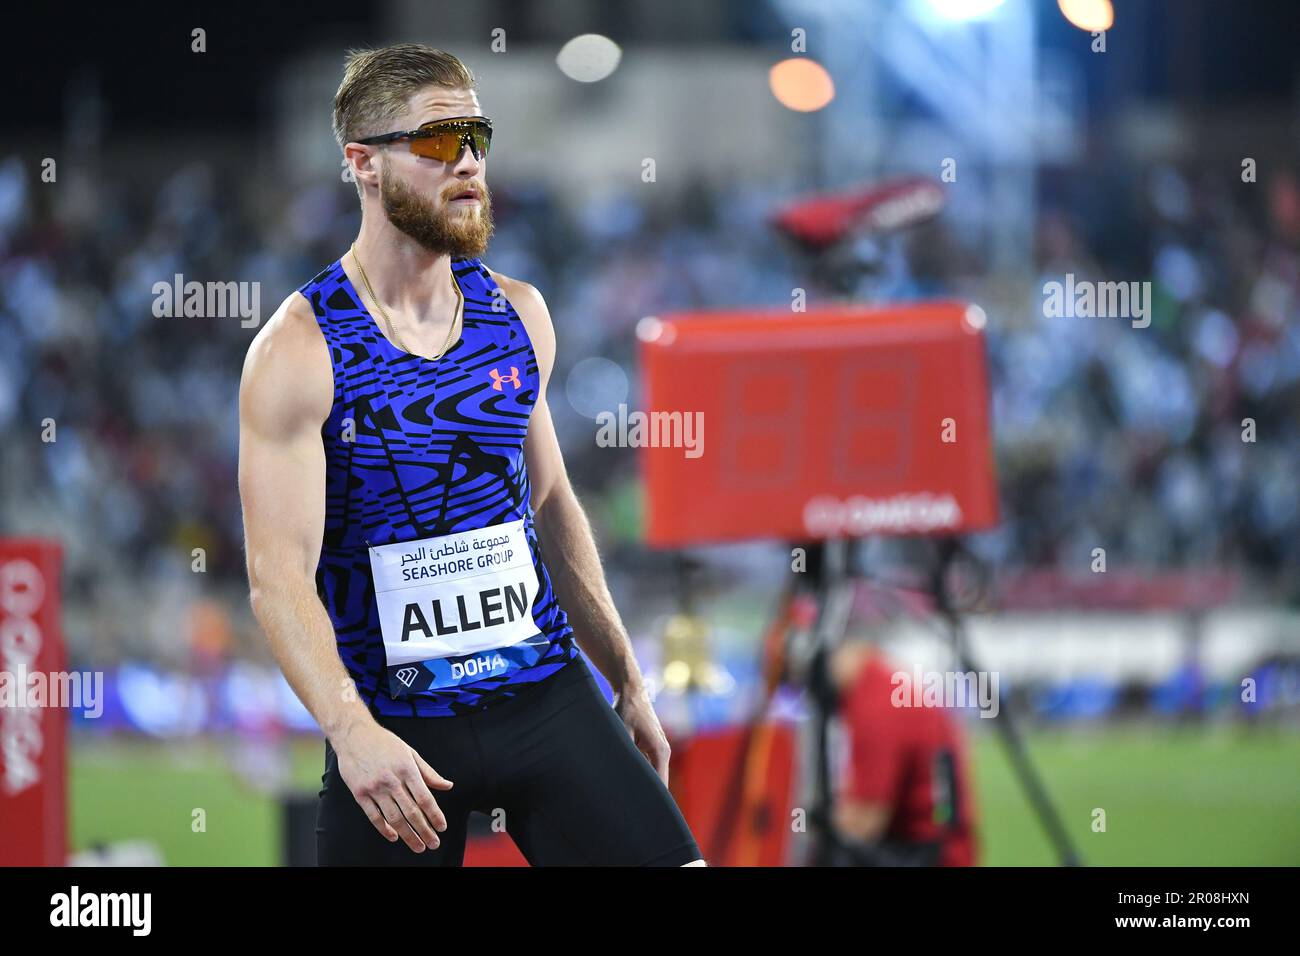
395, 667, 419, 687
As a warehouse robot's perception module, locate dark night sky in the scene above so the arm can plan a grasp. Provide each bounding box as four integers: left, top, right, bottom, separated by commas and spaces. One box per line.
7, 0, 1299, 135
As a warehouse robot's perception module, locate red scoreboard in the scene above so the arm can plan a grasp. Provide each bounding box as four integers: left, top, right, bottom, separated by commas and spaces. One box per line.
638, 301, 998, 547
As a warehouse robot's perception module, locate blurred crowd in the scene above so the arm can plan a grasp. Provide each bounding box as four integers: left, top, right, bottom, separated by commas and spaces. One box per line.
0, 144, 1297, 669
982, 161, 1300, 582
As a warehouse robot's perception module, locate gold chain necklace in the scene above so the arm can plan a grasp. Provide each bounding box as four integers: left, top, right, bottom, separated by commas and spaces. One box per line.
351, 242, 463, 361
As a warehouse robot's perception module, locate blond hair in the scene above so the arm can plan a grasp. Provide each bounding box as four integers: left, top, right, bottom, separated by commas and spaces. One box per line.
332, 43, 477, 151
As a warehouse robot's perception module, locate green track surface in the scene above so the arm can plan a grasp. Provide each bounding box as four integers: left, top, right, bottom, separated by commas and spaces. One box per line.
69, 726, 1300, 866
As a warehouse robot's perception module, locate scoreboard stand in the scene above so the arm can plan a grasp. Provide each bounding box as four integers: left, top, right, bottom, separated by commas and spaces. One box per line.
638, 303, 1080, 866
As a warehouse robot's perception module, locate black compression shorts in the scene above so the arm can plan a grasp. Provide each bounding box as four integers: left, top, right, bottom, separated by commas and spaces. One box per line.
316, 659, 703, 866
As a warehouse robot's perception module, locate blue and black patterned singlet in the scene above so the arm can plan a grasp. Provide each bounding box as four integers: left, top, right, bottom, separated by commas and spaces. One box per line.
298, 257, 578, 718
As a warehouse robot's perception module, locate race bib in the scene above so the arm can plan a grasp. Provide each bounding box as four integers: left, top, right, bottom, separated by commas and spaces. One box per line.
368, 519, 543, 697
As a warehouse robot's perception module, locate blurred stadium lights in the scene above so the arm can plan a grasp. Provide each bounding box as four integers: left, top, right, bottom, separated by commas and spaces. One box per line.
963, 304, 988, 332
555, 33, 623, 83
564, 356, 630, 420
1057, 0, 1115, 33
914, 0, 1008, 23
768, 57, 835, 111
773, 0, 1047, 271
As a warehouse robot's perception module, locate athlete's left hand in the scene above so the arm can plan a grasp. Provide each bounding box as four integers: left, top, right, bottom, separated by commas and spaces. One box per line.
614, 687, 671, 783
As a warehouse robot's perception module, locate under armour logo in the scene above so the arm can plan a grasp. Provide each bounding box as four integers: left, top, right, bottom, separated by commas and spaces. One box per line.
395, 667, 419, 687
489, 367, 521, 391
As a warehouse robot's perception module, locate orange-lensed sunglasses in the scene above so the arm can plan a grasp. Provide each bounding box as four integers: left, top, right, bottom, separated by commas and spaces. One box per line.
355, 115, 493, 162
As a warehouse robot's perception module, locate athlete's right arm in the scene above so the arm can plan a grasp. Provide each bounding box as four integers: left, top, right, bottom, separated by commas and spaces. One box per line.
238, 292, 451, 853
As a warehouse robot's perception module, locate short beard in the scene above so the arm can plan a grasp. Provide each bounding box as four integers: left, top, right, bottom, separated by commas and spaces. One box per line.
380, 166, 495, 258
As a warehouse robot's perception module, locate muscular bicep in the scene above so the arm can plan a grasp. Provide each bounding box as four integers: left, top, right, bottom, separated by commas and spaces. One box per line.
238, 295, 333, 595
239, 400, 326, 586
523, 393, 569, 514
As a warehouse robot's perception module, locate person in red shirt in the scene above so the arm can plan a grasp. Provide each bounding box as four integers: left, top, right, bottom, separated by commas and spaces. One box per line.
823, 639, 978, 866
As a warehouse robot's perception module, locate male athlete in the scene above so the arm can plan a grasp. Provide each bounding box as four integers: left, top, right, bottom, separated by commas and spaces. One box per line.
239, 43, 704, 866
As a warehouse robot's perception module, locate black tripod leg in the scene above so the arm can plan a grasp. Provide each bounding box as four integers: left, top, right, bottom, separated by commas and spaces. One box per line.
805, 540, 856, 865
932, 541, 1083, 867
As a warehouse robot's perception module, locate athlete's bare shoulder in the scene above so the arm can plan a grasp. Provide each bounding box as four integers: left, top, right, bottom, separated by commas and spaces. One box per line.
486, 267, 556, 381
239, 290, 333, 434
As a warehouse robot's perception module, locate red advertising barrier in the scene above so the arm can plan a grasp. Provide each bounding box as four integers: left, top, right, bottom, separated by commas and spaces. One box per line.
994, 569, 1241, 611
0, 539, 66, 866
639, 302, 998, 546
669, 723, 797, 866
464, 828, 528, 867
